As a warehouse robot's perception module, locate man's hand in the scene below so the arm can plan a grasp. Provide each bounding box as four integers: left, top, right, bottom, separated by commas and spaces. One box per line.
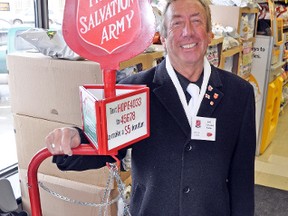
45, 127, 81, 156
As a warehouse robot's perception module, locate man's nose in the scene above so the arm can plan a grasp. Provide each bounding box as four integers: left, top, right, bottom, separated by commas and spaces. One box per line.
182, 22, 194, 36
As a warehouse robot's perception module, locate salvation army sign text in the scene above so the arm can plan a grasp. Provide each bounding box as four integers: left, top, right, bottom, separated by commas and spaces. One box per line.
106, 92, 148, 151
77, 0, 140, 54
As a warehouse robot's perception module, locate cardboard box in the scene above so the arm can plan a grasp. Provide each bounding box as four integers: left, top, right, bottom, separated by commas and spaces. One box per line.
7, 52, 103, 126
13, 114, 115, 188
19, 169, 119, 216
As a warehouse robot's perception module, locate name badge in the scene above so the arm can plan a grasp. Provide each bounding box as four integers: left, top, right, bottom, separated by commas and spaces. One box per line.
191, 117, 216, 141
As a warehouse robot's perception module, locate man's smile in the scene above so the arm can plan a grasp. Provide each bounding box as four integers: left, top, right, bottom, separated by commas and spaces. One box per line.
181, 43, 197, 49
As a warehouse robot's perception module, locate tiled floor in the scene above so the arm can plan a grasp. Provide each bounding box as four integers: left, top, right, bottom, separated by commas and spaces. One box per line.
255, 105, 288, 191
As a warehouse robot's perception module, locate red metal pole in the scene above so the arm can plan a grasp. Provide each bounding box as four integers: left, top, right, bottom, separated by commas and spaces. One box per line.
27, 145, 98, 216
103, 69, 117, 98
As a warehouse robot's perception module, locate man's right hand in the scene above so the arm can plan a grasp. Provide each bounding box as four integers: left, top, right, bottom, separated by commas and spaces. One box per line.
45, 127, 81, 156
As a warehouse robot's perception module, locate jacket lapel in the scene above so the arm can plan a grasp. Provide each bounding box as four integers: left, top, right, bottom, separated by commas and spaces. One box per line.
198, 66, 224, 117
152, 60, 191, 137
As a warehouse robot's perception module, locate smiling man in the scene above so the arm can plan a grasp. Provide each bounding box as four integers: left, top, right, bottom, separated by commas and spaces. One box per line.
46, 0, 256, 215
161, 0, 213, 82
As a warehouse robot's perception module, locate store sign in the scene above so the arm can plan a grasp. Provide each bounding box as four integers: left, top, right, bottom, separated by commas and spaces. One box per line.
77, 0, 140, 54
79, 85, 150, 155
105, 91, 148, 150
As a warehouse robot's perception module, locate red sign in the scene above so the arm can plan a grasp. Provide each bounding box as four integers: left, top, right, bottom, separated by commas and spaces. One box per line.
63, 0, 155, 69
77, 0, 141, 54
79, 84, 150, 155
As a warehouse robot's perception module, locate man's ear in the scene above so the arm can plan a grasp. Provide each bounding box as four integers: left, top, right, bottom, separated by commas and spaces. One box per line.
160, 36, 166, 48
208, 32, 214, 44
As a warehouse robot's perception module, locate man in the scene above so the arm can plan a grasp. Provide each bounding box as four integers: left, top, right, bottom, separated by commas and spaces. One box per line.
45, 0, 256, 215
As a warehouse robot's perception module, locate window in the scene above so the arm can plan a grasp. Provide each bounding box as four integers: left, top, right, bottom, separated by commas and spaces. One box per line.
0, 0, 64, 200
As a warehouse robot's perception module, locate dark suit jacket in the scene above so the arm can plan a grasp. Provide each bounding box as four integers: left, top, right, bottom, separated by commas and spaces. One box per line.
54, 59, 256, 216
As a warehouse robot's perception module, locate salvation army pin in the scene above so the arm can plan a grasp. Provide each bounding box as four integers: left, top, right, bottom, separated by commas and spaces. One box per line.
208, 85, 213, 91
205, 93, 210, 99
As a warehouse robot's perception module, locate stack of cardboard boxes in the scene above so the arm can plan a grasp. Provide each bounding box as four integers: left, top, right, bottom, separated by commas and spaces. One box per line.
7, 52, 121, 215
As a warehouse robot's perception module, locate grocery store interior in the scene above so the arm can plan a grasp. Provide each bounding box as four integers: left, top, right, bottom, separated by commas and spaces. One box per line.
0, 0, 288, 215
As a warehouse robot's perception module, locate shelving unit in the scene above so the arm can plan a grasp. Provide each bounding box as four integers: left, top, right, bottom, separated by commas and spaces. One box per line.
210, 5, 259, 40
210, 5, 259, 77
207, 37, 224, 67
219, 45, 242, 75
270, 60, 286, 81
280, 15, 288, 113
119, 50, 164, 71
281, 77, 288, 112
209, 37, 224, 47
250, 0, 288, 154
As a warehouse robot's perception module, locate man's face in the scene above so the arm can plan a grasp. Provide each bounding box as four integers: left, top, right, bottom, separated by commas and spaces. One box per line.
162, 0, 212, 67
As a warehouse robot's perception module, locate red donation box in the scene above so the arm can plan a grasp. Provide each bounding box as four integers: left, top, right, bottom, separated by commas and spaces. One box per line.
27, 2, 155, 215
80, 84, 150, 155
62, 0, 156, 155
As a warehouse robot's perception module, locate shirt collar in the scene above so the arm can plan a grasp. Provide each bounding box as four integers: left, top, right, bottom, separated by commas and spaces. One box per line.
175, 70, 204, 92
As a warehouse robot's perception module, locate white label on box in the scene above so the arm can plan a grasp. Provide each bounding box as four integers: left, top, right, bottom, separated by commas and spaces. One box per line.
106, 92, 148, 150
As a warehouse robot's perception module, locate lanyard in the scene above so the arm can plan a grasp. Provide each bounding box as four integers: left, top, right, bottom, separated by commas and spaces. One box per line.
165, 56, 211, 126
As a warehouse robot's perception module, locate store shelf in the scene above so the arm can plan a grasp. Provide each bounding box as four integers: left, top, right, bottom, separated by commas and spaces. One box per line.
210, 5, 259, 41
219, 45, 242, 74
280, 100, 288, 114
241, 37, 256, 43
221, 46, 242, 58
280, 77, 288, 113
281, 100, 288, 107
271, 61, 285, 72
207, 37, 224, 67
239, 7, 259, 14
209, 37, 224, 46
269, 61, 285, 83
119, 50, 164, 70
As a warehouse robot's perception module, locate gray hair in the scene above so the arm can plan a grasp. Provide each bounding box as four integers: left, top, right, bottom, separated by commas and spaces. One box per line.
160, 0, 212, 38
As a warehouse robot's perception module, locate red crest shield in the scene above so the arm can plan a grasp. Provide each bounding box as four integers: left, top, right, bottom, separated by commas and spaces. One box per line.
76, 0, 141, 54
63, 0, 155, 69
